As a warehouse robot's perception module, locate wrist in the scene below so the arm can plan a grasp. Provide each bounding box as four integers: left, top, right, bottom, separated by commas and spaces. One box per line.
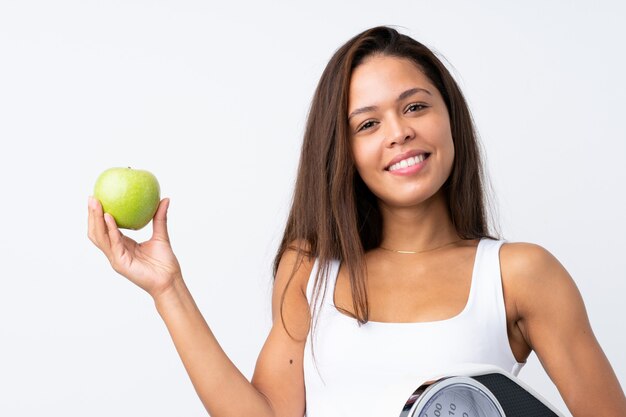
151, 273, 188, 308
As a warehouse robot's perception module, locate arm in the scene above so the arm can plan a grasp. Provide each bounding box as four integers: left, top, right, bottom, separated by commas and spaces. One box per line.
88, 197, 309, 417
251, 248, 311, 417
156, 248, 310, 417
501, 243, 626, 416
153, 277, 275, 416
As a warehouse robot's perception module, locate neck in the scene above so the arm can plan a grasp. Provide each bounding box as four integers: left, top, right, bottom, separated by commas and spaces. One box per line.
378, 191, 460, 252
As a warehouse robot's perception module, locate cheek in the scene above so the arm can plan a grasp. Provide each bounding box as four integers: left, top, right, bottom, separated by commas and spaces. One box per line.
351, 140, 379, 173
440, 138, 455, 183
446, 147, 455, 178
428, 118, 455, 165
445, 135, 455, 162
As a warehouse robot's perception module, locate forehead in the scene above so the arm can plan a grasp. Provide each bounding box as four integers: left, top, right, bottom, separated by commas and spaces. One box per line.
348, 55, 437, 108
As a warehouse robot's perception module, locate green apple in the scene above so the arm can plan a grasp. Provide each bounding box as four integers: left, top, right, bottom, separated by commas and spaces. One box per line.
93, 167, 161, 230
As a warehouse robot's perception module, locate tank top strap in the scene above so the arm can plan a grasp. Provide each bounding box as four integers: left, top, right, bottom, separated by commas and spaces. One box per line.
466, 238, 512, 350
468, 238, 506, 308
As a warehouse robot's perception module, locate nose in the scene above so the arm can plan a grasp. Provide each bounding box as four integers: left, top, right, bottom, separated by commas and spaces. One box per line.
384, 116, 415, 148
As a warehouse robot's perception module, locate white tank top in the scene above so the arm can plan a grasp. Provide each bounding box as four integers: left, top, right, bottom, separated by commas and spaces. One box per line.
303, 238, 525, 417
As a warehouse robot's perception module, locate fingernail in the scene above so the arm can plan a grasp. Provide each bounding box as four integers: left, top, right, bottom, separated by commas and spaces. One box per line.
88, 196, 94, 208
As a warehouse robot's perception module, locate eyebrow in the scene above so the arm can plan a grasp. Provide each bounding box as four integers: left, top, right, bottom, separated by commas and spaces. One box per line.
347, 87, 432, 121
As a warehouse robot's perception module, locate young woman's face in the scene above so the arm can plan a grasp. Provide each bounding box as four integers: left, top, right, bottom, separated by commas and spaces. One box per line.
348, 55, 454, 209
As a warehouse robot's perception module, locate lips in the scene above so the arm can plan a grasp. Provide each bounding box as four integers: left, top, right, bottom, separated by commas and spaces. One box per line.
385, 150, 431, 171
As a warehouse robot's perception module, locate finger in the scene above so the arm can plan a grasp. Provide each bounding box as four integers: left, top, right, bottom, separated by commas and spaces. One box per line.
151, 198, 171, 243
104, 212, 126, 262
90, 196, 111, 251
88, 196, 96, 243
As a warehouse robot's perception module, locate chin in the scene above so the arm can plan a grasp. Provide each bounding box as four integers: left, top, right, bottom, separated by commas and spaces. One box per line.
376, 188, 447, 210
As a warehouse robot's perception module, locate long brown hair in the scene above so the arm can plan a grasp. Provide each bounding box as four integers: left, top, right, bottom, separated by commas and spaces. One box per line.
273, 26, 496, 331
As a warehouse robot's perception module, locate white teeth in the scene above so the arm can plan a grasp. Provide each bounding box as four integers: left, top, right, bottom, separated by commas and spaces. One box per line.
388, 154, 427, 172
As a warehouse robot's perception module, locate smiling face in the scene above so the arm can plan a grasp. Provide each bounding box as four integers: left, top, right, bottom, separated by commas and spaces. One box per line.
348, 54, 455, 210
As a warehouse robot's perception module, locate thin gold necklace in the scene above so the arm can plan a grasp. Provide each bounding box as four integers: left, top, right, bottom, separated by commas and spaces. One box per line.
379, 239, 464, 254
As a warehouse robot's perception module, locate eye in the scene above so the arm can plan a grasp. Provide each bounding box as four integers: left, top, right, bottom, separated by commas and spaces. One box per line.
405, 103, 428, 113
357, 120, 378, 132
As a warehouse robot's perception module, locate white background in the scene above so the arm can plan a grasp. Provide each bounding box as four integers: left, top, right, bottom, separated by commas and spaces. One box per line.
1, 1, 625, 416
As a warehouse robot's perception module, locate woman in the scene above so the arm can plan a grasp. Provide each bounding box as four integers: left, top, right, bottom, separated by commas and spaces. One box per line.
87, 26, 626, 416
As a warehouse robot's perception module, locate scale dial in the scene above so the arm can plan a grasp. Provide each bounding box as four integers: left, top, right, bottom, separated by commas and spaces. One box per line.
403, 377, 506, 417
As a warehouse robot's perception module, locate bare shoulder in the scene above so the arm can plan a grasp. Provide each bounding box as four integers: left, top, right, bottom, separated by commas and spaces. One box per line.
499, 241, 562, 277
272, 240, 316, 338
499, 241, 585, 343
250, 240, 315, 416
499, 241, 574, 295
274, 240, 315, 297
499, 242, 626, 415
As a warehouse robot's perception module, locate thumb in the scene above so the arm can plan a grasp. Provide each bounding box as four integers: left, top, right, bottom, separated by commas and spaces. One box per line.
151, 198, 171, 242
